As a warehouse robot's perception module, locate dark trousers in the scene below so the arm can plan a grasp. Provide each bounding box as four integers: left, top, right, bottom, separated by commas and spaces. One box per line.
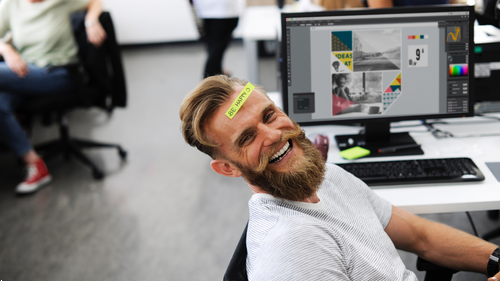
202, 18, 239, 78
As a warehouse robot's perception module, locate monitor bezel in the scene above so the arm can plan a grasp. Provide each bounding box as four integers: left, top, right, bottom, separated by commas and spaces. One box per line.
280, 5, 476, 127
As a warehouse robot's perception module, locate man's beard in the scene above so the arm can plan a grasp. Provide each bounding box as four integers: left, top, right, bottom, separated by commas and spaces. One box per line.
232, 124, 326, 201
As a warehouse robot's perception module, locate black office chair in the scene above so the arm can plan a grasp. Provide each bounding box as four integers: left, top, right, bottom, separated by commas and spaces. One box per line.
483, 209, 500, 241
223, 222, 248, 281
223, 223, 457, 281
17, 11, 127, 179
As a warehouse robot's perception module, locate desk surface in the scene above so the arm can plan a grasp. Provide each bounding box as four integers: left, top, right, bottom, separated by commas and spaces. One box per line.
268, 92, 500, 215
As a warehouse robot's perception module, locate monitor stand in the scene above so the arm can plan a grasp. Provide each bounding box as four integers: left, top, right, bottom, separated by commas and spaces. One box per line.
334, 121, 424, 158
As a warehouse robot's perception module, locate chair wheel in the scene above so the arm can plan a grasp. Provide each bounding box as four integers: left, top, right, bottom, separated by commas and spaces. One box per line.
93, 169, 104, 179
118, 148, 127, 160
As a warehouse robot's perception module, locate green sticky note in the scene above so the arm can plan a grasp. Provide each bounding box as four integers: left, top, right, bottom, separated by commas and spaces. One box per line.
225, 82, 255, 119
339, 146, 370, 160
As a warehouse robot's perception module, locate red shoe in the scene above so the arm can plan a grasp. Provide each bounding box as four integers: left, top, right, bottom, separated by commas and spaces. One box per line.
16, 158, 52, 194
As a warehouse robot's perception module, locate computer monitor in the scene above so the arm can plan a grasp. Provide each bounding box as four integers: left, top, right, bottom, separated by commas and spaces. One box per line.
281, 5, 475, 157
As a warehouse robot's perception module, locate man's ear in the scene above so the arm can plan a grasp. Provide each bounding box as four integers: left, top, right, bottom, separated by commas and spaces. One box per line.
211, 159, 243, 178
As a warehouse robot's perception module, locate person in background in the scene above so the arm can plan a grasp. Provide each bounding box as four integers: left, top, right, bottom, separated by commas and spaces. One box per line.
0, 0, 106, 194
365, 0, 451, 7
191, 0, 243, 78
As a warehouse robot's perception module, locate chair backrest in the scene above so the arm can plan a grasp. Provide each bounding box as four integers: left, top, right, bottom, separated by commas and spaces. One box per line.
223, 223, 248, 281
71, 11, 127, 111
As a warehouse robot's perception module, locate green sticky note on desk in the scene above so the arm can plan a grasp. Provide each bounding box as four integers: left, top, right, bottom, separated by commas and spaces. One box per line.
339, 146, 370, 160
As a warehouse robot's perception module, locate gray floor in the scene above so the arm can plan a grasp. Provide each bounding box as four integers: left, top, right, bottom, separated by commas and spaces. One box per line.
0, 40, 499, 280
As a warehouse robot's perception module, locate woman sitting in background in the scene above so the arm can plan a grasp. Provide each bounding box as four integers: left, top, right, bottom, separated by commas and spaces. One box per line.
0, 0, 106, 194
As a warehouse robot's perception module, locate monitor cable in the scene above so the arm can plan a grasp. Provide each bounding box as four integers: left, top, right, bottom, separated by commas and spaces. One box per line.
466, 211, 479, 237
421, 120, 454, 139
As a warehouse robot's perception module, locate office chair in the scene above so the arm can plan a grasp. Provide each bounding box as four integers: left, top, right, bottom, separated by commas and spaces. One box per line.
223, 222, 248, 281
223, 223, 457, 281
17, 11, 127, 179
483, 209, 500, 241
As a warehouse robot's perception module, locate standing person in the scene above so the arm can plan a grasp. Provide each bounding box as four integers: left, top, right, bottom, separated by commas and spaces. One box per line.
0, 0, 107, 194
191, 0, 243, 78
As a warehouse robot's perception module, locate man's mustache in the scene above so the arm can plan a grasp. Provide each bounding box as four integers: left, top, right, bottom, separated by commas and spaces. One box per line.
253, 125, 304, 173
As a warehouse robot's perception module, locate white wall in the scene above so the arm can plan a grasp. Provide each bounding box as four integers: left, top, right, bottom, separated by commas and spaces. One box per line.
101, 0, 246, 45
102, 0, 200, 45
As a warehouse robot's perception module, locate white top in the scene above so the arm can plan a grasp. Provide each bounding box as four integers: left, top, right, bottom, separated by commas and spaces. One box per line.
192, 0, 244, 19
0, 0, 89, 67
246, 163, 418, 280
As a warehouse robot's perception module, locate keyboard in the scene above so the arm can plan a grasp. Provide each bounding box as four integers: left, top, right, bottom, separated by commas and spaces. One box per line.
336, 157, 485, 187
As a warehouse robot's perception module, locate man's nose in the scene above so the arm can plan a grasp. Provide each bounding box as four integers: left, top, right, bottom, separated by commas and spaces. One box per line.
260, 124, 281, 147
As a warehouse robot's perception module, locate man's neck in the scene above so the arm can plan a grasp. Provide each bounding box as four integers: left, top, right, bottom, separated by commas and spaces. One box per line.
248, 184, 320, 204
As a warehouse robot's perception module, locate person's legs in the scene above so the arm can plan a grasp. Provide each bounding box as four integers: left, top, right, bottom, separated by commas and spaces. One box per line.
0, 63, 75, 96
0, 92, 31, 157
0, 62, 74, 193
203, 18, 239, 78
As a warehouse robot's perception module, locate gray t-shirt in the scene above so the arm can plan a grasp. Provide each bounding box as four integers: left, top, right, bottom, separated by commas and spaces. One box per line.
246, 163, 418, 280
0, 0, 89, 67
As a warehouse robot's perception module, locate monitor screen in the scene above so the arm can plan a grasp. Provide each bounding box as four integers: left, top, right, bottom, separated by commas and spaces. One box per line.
281, 5, 475, 157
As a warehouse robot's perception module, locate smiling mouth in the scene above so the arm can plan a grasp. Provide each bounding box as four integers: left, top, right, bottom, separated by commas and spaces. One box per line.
269, 140, 292, 164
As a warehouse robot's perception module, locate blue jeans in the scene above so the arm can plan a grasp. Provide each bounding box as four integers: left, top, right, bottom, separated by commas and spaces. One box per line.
0, 62, 75, 157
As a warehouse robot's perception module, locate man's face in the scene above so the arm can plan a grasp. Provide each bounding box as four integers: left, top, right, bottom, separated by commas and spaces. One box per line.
207, 87, 325, 201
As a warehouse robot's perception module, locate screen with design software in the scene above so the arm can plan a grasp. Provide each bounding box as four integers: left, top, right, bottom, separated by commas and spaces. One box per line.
281, 6, 474, 125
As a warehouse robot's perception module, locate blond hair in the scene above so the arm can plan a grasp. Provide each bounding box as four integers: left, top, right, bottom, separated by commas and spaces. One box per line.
179, 75, 267, 159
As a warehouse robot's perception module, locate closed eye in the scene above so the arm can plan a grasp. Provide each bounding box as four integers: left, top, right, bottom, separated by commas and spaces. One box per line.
264, 110, 276, 123
240, 133, 255, 146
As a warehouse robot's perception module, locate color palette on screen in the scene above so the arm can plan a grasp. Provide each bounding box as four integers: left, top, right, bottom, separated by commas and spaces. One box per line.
408, 35, 428, 39
449, 64, 468, 77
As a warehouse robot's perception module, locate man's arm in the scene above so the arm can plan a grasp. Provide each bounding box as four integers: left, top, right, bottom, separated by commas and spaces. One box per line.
366, 0, 393, 7
84, 0, 106, 47
385, 206, 499, 279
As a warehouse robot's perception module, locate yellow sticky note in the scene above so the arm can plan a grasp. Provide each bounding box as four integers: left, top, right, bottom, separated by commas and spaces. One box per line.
226, 82, 255, 119
339, 146, 370, 160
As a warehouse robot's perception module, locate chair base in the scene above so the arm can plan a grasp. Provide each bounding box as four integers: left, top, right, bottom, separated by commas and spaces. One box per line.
34, 115, 126, 179
35, 137, 126, 179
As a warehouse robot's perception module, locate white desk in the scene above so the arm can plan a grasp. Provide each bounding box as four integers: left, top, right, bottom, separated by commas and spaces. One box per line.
267, 92, 500, 215
305, 117, 500, 215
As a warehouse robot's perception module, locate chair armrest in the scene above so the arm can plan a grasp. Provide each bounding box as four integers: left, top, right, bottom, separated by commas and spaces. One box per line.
416, 257, 458, 281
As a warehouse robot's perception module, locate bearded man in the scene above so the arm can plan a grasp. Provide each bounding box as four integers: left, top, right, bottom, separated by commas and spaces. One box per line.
180, 75, 500, 280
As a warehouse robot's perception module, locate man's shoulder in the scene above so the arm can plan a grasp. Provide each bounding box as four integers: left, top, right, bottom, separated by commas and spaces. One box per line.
248, 217, 348, 280
319, 163, 370, 200
249, 215, 333, 250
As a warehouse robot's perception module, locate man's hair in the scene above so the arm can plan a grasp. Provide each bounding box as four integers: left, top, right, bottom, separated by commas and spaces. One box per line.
179, 75, 268, 159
